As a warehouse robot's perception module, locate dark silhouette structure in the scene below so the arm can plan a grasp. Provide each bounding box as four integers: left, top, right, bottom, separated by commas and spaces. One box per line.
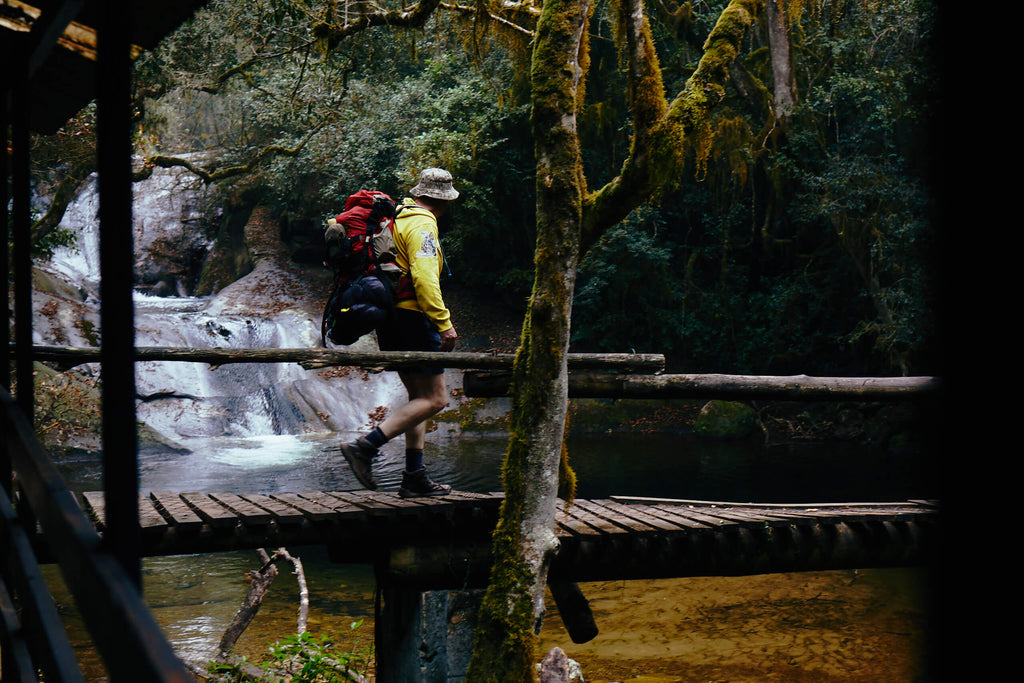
2, 2, 208, 680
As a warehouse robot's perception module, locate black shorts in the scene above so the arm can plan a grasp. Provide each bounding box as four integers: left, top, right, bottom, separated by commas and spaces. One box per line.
377, 308, 443, 374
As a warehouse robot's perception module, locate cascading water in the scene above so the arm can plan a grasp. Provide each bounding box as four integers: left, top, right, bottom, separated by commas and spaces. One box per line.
37, 164, 408, 478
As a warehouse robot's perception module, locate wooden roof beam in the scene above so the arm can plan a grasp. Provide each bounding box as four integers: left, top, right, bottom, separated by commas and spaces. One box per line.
3, 0, 87, 76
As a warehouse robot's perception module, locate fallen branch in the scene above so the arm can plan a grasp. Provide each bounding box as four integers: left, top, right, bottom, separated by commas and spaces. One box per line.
218, 549, 279, 658
464, 371, 940, 400
210, 548, 318, 680
134, 118, 329, 184
272, 547, 309, 636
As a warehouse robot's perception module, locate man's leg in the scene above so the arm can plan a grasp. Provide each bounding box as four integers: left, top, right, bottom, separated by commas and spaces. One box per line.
378, 371, 448, 449
341, 371, 452, 495
388, 372, 452, 497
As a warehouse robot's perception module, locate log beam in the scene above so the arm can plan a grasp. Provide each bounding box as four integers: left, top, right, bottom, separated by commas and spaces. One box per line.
14, 345, 665, 373
463, 371, 940, 400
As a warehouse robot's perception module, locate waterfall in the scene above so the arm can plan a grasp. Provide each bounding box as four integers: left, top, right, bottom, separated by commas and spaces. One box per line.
36, 164, 406, 453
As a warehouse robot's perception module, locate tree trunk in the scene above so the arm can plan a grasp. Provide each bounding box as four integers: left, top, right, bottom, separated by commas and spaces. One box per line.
30, 166, 92, 248
766, 0, 797, 119
465, 0, 591, 680
466, 2, 761, 679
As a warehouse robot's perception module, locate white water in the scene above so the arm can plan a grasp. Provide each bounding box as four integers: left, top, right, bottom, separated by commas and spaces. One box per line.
37, 165, 409, 458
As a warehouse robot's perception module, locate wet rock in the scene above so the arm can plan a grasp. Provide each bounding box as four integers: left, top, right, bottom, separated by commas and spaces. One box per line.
693, 400, 758, 439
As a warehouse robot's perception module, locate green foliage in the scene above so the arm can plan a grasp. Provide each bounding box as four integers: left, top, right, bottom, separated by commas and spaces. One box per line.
572, 208, 684, 354
139, 3, 538, 297
262, 621, 372, 682
5, 207, 77, 261
206, 621, 372, 683
122, 0, 938, 375
571, 0, 938, 375
777, 0, 937, 373
31, 225, 79, 260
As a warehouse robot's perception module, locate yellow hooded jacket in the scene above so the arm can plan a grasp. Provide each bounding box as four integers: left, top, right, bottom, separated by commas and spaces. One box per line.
393, 198, 452, 332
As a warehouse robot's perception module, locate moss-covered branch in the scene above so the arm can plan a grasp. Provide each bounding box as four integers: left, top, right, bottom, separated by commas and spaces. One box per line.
581, 0, 761, 254
132, 119, 329, 185
200, 41, 317, 95
311, 0, 444, 44
439, 2, 536, 36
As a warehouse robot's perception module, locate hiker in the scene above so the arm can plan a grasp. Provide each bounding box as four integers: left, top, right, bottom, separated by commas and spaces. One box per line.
341, 168, 459, 498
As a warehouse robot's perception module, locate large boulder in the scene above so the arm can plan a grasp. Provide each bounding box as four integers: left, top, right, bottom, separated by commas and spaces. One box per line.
693, 399, 759, 439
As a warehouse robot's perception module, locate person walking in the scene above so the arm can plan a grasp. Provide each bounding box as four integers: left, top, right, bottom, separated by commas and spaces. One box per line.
341, 168, 459, 497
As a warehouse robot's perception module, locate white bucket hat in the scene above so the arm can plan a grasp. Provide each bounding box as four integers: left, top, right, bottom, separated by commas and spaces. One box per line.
410, 167, 459, 200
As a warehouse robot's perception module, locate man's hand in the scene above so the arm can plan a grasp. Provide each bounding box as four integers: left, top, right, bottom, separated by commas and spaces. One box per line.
440, 325, 457, 352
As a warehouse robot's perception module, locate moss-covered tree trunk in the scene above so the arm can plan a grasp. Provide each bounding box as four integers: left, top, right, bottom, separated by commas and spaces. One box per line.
465, 1, 592, 680
467, 1, 760, 680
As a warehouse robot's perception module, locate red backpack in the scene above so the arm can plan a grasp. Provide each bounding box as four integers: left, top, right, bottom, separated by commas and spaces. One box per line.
323, 190, 400, 279
320, 190, 403, 346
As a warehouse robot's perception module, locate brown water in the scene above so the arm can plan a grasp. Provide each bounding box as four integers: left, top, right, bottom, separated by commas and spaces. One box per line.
539, 569, 934, 682
44, 555, 933, 682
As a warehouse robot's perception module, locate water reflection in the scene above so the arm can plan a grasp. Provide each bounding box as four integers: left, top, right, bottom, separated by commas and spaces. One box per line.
59, 430, 935, 503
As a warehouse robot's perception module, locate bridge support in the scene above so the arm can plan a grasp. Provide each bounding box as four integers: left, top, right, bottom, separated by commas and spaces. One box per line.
374, 583, 598, 681
375, 585, 485, 682
373, 540, 600, 681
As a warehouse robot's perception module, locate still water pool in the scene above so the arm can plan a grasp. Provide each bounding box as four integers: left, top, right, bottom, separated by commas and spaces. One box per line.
49, 430, 938, 681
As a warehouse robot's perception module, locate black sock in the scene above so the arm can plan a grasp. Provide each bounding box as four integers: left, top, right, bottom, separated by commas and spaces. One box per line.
363, 427, 388, 449
405, 448, 424, 472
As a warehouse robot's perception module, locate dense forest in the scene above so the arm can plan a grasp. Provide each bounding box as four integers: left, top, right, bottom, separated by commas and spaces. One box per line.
26, 0, 940, 379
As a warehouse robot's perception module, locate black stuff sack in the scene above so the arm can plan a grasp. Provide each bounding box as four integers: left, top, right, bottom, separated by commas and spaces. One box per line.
321, 274, 394, 346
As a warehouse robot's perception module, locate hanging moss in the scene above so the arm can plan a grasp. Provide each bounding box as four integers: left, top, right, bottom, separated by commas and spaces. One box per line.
582, 0, 760, 252
558, 411, 577, 503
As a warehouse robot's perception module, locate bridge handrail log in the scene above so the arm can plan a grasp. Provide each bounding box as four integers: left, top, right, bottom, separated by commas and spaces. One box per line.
16, 344, 666, 373
1, 388, 194, 682
17, 345, 941, 399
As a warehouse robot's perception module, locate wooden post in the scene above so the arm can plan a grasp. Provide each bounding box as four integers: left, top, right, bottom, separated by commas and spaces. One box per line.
11, 60, 33, 421
1, 68, 11, 497
375, 585, 490, 683
548, 582, 598, 644
1, 78, 9, 395
97, 0, 142, 588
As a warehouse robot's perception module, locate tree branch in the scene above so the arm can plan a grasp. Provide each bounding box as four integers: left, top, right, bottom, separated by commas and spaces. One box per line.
133, 118, 330, 184
312, 0, 445, 42
439, 2, 535, 36
581, 0, 761, 254
271, 548, 309, 636
29, 165, 93, 246
200, 41, 317, 95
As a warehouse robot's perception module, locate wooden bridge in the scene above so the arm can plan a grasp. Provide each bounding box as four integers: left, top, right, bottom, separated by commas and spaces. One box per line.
70, 488, 938, 588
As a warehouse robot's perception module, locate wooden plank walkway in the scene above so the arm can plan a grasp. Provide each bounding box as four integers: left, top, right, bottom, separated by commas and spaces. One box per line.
71, 490, 939, 585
